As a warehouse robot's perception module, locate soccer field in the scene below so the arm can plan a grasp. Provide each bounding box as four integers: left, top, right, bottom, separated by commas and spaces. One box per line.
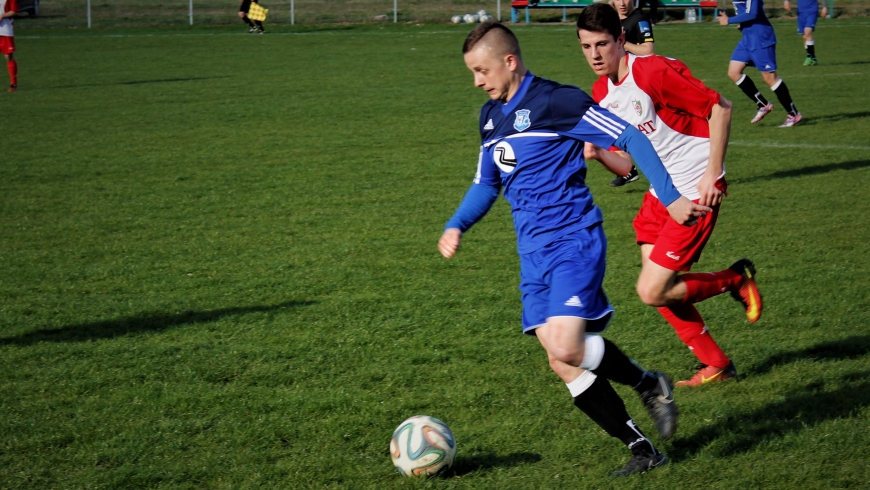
2, 18, 870, 488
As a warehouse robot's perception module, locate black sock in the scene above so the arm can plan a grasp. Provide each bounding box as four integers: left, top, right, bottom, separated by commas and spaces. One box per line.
255, 20, 264, 29
806, 43, 816, 59
772, 79, 798, 116
737, 75, 769, 109
592, 338, 656, 393
242, 15, 254, 27
573, 375, 656, 454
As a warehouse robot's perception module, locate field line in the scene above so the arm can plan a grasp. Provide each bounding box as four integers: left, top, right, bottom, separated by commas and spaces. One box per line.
731, 141, 870, 151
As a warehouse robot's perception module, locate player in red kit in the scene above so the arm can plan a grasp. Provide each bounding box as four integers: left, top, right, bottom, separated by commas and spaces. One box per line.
1, 0, 17, 92
576, 4, 763, 387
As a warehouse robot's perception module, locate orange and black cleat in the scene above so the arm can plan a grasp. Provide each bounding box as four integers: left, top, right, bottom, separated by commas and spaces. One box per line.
729, 258, 762, 322
675, 362, 737, 387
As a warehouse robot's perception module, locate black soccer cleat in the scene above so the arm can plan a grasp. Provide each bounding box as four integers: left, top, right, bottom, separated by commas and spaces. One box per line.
610, 165, 639, 187
611, 451, 668, 477
639, 372, 677, 441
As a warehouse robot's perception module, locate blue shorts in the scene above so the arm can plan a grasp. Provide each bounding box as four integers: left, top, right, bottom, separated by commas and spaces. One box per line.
731, 37, 778, 72
518, 224, 613, 335
798, 10, 818, 32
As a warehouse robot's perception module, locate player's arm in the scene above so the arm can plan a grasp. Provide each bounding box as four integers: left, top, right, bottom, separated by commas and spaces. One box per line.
722, 0, 758, 24
625, 41, 654, 56
625, 20, 655, 56
696, 96, 732, 207
1, 1, 16, 18
584, 143, 634, 176
612, 126, 711, 225
439, 148, 501, 259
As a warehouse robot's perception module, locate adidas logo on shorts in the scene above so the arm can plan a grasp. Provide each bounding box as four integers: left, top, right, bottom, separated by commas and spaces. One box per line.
564, 296, 583, 307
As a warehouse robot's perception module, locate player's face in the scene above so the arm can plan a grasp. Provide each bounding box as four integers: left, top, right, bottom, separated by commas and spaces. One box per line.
464, 46, 515, 102
578, 29, 624, 79
610, 0, 634, 19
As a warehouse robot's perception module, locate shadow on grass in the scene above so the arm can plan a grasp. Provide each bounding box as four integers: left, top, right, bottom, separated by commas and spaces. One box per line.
801, 110, 870, 125
47, 76, 231, 90
0, 301, 315, 346
670, 370, 870, 460
748, 335, 870, 375
731, 159, 870, 184
446, 452, 542, 476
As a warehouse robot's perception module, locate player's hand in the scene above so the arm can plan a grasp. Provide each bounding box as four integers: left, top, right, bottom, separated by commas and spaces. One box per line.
783, 0, 791, 12
665, 196, 712, 226
717, 13, 730, 25
584, 142, 601, 161
438, 228, 462, 259
696, 173, 724, 208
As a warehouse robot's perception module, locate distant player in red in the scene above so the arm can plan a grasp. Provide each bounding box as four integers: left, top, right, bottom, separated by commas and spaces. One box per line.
576, 4, 763, 387
0, 0, 17, 92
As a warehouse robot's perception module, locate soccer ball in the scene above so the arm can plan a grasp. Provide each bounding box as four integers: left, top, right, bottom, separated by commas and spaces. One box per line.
463, 13, 476, 24
480, 14, 494, 22
477, 9, 488, 17
451, 14, 462, 23
390, 415, 456, 477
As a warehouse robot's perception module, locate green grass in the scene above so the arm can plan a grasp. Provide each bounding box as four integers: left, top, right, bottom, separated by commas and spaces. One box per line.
2, 18, 870, 488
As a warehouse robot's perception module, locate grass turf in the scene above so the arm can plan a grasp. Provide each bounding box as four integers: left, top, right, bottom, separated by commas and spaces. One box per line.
2, 18, 870, 488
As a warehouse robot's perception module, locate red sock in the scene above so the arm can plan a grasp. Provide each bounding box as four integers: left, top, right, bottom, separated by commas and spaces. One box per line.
658, 305, 730, 368
681, 269, 741, 304
7, 60, 16, 86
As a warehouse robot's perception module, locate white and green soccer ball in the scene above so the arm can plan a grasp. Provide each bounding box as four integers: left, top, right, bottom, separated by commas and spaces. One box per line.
480, 14, 494, 22
477, 9, 488, 17
463, 13, 476, 24
390, 415, 456, 477
451, 14, 463, 23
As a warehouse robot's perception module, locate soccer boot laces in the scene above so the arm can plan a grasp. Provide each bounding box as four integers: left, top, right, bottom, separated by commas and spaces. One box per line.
675, 362, 738, 387
610, 165, 639, 187
729, 258, 762, 322
751, 103, 774, 124
780, 112, 803, 128
639, 372, 677, 441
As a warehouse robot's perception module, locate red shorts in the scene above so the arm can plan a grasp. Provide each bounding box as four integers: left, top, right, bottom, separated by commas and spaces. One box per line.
0, 36, 14, 55
633, 179, 727, 272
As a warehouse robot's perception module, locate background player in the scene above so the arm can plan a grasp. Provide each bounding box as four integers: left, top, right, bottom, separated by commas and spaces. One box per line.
0, 0, 17, 92
605, 0, 656, 187
784, 0, 828, 65
439, 21, 710, 476
718, 0, 802, 127
238, 0, 264, 33
577, 4, 763, 387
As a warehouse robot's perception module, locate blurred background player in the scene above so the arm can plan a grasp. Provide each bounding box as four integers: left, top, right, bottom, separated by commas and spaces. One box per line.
784, 0, 828, 65
1, 0, 17, 92
636, 0, 660, 24
238, 0, 264, 34
718, 0, 802, 127
605, 0, 656, 187
439, 21, 711, 476
577, 4, 763, 387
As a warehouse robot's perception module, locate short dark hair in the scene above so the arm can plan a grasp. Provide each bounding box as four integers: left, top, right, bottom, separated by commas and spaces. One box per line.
462, 21, 522, 57
576, 3, 622, 41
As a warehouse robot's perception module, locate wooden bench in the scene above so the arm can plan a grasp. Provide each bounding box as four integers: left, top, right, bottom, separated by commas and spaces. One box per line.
511, 0, 719, 24
660, 0, 720, 22
511, 0, 593, 24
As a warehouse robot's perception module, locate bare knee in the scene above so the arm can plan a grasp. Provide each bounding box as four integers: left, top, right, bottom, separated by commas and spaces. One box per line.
547, 345, 584, 370
727, 69, 742, 83
636, 281, 668, 307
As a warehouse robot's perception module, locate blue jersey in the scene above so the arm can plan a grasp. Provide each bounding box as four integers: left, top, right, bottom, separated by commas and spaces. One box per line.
472, 74, 644, 254
728, 0, 776, 50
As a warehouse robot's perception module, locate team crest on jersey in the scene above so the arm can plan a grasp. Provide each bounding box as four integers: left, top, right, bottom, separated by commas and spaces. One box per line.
513, 109, 531, 132
632, 99, 643, 116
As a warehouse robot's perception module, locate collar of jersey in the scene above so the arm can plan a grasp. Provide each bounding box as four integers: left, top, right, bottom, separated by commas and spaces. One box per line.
612, 54, 635, 87
501, 71, 534, 116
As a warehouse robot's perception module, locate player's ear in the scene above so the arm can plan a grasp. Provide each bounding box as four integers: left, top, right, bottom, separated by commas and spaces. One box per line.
617, 30, 626, 48
505, 53, 519, 71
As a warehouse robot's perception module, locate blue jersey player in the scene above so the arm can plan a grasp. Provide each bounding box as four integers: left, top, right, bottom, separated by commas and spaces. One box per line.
718, 0, 803, 127
438, 22, 710, 477
784, 0, 827, 65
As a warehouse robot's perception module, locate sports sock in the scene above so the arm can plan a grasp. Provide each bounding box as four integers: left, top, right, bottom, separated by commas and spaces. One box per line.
242, 15, 255, 27
736, 74, 769, 108
680, 269, 742, 304
805, 41, 816, 59
570, 371, 657, 454
7, 60, 16, 86
255, 20, 264, 30
581, 336, 657, 393
658, 305, 730, 368
771, 78, 798, 116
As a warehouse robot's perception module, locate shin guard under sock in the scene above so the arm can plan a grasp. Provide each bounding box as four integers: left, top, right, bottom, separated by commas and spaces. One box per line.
570, 372, 655, 452
771, 78, 798, 116
658, 305, 730, 368
736, 74, 769, 108
681, 269, 742, 304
